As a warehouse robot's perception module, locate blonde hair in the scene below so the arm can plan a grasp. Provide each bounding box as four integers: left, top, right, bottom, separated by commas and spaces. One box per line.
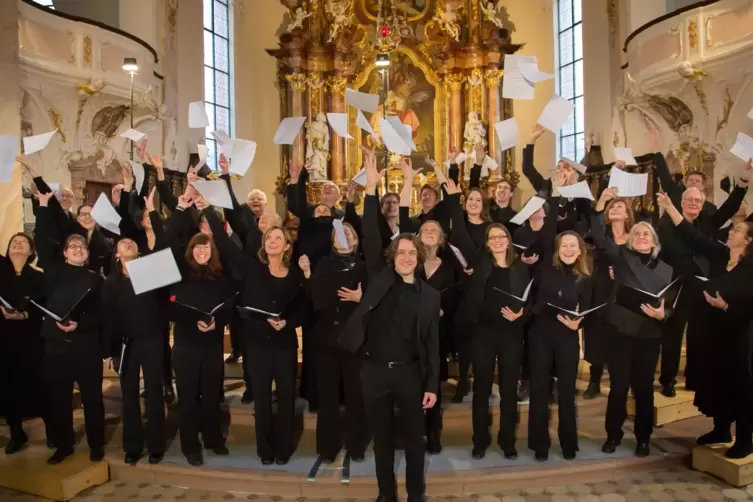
258, 226, 294, 268
552, 231, 592, 279
626, 221, 661, 259
604, 198, 635, 231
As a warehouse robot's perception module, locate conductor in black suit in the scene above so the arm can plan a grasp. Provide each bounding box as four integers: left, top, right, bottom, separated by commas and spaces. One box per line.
339, 147, 440, 502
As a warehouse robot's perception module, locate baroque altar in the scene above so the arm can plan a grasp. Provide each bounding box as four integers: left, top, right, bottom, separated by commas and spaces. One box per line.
268, 0, 523, 202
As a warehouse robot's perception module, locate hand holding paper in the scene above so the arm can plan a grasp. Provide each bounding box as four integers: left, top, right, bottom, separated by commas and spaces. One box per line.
608, 167, 648, 197
510, 196, 547, 226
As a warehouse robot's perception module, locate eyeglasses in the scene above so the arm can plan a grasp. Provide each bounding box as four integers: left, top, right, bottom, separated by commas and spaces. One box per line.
78, 212, 93, 218
66, 244, 87, 251
488, 234, 508, 242
683, 197, 703, 205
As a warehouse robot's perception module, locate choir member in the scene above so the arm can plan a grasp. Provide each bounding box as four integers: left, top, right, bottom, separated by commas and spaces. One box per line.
241, 189, 268, 228
445, 178, 531, 460
288, 161, 344, 218
101, 189, 167, 465
592, 188, 673, 457
659, 191, 753, 458
655, 153, 749, 396
166, 195, 234, 466
298, 222, 369, 463
528, 222, 592, 461
339, 147, 439, 502
489, 179, 518, 229
399, 157, 453, 235
0, 233, 47, 454
205, 202, 304, 465
583, 196, 634, 399
34, 192, 107, 465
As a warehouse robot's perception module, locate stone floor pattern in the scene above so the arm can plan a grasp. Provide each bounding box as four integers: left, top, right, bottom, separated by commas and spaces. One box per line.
2, 466, 753, 502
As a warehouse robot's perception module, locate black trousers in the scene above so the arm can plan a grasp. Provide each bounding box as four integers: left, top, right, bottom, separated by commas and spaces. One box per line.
229, 314, 252, 388
471, 326, 523, 450
528, 329, 579, 454
659, 287, 690, 388
605, 333, 660, 442
45, 342, 104, 453
315, 345, 368, 460
247, 340, 297, 459
162, 321, 173, 386
0, 333, 50, 434
120, 337, 166, 455
584, 317, 611, 383
361, 360, 426, 498
172, 339, 224, 455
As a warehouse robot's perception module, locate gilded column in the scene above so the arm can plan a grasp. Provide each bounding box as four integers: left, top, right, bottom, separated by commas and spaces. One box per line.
468, 0, 480, 46
286, 73, 308, 166
446, 73, 465, 154
485, 68, 503, 181
307, 72, 325, 117
327, 75, 347, 182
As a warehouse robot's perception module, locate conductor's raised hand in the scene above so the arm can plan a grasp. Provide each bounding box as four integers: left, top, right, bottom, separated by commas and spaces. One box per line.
422, 392, 437, 409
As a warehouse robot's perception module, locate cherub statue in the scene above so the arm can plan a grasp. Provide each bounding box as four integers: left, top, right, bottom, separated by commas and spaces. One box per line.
326, 0, 353, 43
288, 7, 311, 33
432, 1, 462, 41
480, 1, 505, 29
463, 112, 487, 154
305, 113, 331, 181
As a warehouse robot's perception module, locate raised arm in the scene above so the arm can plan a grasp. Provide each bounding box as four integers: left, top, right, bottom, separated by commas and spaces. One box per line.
33, 193, 63, 278
653, 152, 683, 207
656, 192, 727, 263
711, 164, 750, 229
590, 188, 622, 262
445, 181, 481, 266
523, 125, 549, 195
286, 161, 313, 219
362, 147, 386, 275
203, 205, 253, 277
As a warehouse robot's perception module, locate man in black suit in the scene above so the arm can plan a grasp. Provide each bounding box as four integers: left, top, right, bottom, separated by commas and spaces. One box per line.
339, 147, 440, 502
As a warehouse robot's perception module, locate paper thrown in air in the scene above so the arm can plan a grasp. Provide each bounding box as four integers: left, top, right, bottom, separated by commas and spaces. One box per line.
192, 179, 233, 209
510, 195, 547, 226
326, 113, 352, 139
561, 157, 587, 175
128, 160, 146, 194
748, 106, 753, 120
608, 167, 648, 197
23, 130, 57, 155
537, 95, 574, 133
0, 135, 18, 184
444, 152, 468, 168
495, 118, 519, 152
119, 129, 146, 142
518, 57, 554, 83
356, 110, 377, 138
91, 192, 122, 235
332, 219, 348, 249
210, 130, 233, 157
274, 117, 307, 145
614, 147, 638, 166
352, 168, 367, 187
379, 118, 412, 155
229, 139, 257, 176
48, 183, 62, 198
556, 180, 594, 201
188, 101, 210, 128
385, 116, 416, 151
502, 56, 536, 100
197, 144, 208, 170
730, 132, 753, 163
345, 89, 379, 113
126, 248, 183, 295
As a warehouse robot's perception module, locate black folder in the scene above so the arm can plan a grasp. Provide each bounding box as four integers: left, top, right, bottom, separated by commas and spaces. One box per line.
168, 295, 236, 324
513, 240, 543, 258
26, 288, 93, 325
309, 269, 361, 311
491, 279, 534, 310
237, 285, 304, 321
614, 277, 681, 313
0, 295, 28, 314
547, 303, 607, 319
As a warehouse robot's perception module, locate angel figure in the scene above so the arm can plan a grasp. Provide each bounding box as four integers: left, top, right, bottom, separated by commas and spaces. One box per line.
463, 112, 487, 154
288, 7, 311, 33
305, 113, 331, 181
432, 1, 462, 41
480, 1, 505, 29
327, 0, 353, 43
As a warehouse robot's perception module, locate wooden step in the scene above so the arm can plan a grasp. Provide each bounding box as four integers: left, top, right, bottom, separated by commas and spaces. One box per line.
0, 447, 109, 501
627, 386, 700, 427
693, 441, 753, 487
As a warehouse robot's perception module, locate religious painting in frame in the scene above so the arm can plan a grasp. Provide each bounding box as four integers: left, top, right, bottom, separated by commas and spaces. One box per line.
361, 0, 431, 22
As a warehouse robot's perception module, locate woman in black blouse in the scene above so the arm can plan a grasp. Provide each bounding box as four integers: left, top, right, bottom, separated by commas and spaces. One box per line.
0, 233, 47, 454
528, 225, 592, 461
204, 202, 304, 465
34, 192, 107, 465
592, 188, 673, 457
166, 195, 234, 466
446, 180, 534, 460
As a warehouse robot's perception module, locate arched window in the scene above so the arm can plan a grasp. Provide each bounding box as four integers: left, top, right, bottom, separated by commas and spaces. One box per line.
203, 0, 232, 171
555, 0, 584, 162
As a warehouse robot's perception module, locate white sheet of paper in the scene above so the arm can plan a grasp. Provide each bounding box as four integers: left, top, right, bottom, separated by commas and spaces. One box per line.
188, 101, 210, 128
537, 95, 574, 133
502, 56, 536, 100
326, 113, 352, 139
192, 179, 233, 209
0, 135, 18, 183
720, 219, 732, 229
510, 195, 547, 226
448, 244, 468, 269
555, 180, 594, 201
385, 116, 416, 151
47, 183, 62, 198
445, 152, 469, 168
229, 139, 257, 176
274, 117, 307, 145
345, 89, 379, 113
197, 144, 208, 170
614, 147, 638, 165
379, 118, 412, 155
561, 157, 587, 174
119, 129, 145, 142
730, 132, 753, 163
210, 130, 233, 157
125, 248, 183, 295
91, 192, 122, 235
23, 130, 57, 155
128, 160, 145, 194
332, 219, 348, 249
748, 106, 753, 120
495, 118, 519, 152
482, 155, 498, 174
608, 167, 648, 197
519, 58, 554, 83
352, 168, 367, 187
356, 110, 377, 138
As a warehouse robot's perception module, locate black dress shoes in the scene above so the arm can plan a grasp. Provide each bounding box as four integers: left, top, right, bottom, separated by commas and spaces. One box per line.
635, 441, 650, 457
241, 390, 253, 405
502, 447, 518, 460
349, 453, 365, 462
534, 450, 548, 462
697, 428, 732, 445
562, 449, 576, 460
225, 350, 241, 364
376, 495, 398, 502
211, 445, 230, 456
4, 432, 28, 455
261, 457, 274, 465
601, 439, 620, 454
660, 384, 676, 398
186, 454, 203, 466
90, 448, 105, 462
471, 447, 486, 459
725, 441, 753, 459
164, 385, 176, 405
583, 382, 601, 400
149, 453, 164, 464
48, 449, 74, 465
125, 452, 142, 466
426, 434, 443, 455
275, 457, 290, 465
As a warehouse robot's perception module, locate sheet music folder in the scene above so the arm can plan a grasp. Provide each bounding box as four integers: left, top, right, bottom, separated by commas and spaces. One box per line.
237, 285, 303, 321
491, 279, 534, 309
26, 288, 94, 325
309, 269, 360, 311
614, 276, 682, 313
546, 303, 607, 318
168, 295, 236, 324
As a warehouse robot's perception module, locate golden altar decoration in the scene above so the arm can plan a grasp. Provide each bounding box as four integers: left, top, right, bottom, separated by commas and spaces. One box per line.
268, 0, 523, 206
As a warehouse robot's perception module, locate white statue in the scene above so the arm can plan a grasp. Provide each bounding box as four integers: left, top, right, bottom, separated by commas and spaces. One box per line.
433, 1, 462, 41
327, 0, 352, 43
305, 113, 331, 181
463, 112, 487, 154
480, 1, 505, 29
288, 7, 311, 33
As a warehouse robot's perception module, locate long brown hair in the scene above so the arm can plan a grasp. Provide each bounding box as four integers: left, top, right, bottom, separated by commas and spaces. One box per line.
485, 223, 517, 265
604, 198, 635, 233
185, 233, 223, 277
258, 226, 294, 268
6, 232, 37, 265
465, 188, 491, 221
552, 231, 592, 279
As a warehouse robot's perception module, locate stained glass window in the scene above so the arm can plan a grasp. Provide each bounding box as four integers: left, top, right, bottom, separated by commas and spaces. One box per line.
556, 0, 585, 162
203, 0, 232, 171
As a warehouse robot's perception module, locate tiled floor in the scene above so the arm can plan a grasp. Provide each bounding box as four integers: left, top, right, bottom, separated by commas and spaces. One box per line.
1, 466, 751, 501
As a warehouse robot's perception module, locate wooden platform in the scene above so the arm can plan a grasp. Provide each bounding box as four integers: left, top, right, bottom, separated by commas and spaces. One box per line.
0, 447, 109, 501
627, 386, 701, 427
693, 442, 753, 487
